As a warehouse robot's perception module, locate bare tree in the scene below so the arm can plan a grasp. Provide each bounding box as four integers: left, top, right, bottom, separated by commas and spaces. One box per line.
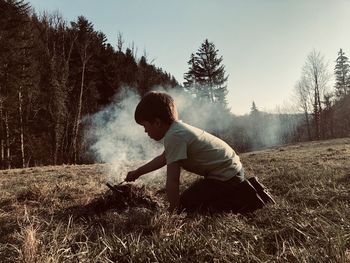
71, 16, 96, 164
294, 77, 313, 140
117, 31, 124, 52
129, 41, 138, 60
302, 50, 331, 139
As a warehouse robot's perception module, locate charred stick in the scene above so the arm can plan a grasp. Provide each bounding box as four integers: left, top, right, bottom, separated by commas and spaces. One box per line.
106, 182, 123, 193
106, 182, 116, 191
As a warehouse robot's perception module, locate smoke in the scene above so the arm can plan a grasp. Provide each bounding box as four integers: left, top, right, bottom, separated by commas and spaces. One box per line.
85, 86, 234, 184
160, 87, 233, 134
84, 88, 163, 183
241, 108, 304, 151
85, 86, 303, 184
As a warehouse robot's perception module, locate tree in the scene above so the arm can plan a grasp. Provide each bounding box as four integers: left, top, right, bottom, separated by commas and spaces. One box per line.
120, 48, 138, 87
0, 2, 182, 168
34, 12, 77, 165
0, 0, 34, 168
116, 31, 124, 52
184, 39, 229, 107
294, 77, 312, 140
249, 101, 264, 149
334, 48, 350, 99
322, 92, 334, 138
250, 101, 259, 116
70, 16, 97, 163
302, 50, 330, 140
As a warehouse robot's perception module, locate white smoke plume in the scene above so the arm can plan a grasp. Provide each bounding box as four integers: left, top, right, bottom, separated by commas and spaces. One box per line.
85, 86, 234, 184
85, 86, 301, 184
160, 87, 233, 134
85, 88, 163, 184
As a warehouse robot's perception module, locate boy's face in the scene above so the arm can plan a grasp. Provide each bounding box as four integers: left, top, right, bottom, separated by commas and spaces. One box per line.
140, 119, 166, 141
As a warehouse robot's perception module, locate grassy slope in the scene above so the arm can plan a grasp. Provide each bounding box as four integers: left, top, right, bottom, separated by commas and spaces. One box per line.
0, 138, 349, 262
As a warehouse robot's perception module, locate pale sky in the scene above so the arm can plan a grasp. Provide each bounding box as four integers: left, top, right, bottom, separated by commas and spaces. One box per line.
28, 0, 350, 115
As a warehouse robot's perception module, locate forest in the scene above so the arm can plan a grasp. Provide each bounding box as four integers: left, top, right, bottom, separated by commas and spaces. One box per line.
1, 0, 350, 169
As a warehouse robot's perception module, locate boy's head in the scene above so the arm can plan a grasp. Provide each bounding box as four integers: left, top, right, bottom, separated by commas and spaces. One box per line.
135, 91, 178, 141
135, 91, 178, 125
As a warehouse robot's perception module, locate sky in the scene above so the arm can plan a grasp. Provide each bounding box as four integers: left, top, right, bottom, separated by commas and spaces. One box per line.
28, 0, 350, 115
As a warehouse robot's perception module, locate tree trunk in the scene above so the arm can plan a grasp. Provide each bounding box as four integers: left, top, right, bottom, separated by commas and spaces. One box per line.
304, 111, 311, 141
62, 117, 70, 164
5, 112, 10, 169
53, 122, 59, 165
72, 59, 86, 164
18, 88, 25, 168
53, 34, 75, 165
0, 97, 4, 169
313, 77, 321, 140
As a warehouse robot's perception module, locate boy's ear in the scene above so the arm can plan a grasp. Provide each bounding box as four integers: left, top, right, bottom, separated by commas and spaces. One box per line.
154, 118, 162, 126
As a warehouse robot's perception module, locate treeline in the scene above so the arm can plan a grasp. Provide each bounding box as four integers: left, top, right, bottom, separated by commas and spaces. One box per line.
0, 0, 178, 168
2, 0, 350, 169
236, 49, 350, 152
294, 49, 350, 142
213, 105, 303, 154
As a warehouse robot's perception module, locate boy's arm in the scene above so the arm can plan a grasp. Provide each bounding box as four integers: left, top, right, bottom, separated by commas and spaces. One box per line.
125, 151, 166, 182
166, 162, 181, 212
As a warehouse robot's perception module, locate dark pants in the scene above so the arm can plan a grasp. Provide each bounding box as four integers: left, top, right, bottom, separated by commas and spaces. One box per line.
179, 169, 265, 213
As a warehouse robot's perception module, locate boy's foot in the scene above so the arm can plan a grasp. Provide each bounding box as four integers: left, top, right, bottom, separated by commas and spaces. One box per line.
248, 177, 276, 204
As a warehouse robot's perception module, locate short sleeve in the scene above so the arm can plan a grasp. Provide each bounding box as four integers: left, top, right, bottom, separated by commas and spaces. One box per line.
164, 134, 187, 164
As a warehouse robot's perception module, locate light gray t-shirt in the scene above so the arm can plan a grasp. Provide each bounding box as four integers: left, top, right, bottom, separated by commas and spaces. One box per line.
163, 121, 242, 181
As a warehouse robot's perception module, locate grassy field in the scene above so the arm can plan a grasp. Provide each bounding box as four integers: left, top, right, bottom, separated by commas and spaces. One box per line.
0, 138, 349, 262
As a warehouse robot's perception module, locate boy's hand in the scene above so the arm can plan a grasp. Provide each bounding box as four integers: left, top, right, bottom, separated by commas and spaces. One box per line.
125, 170, 140, 182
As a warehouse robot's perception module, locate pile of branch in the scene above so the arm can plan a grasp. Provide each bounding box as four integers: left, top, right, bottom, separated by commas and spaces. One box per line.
84, 183, 161, 214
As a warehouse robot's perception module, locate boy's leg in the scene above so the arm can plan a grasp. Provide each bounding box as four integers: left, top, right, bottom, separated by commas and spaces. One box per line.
179, 170, 265, 213
179, 169, 245, 212
179, 179, 226, 212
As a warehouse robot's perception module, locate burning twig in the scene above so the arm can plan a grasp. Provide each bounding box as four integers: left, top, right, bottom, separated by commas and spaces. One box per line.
105, 181, 126, 193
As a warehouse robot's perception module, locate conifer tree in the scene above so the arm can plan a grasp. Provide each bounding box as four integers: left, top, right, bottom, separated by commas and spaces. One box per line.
184, 39, 228, 107
334, 48, 350, 99
250, 101, 259, 115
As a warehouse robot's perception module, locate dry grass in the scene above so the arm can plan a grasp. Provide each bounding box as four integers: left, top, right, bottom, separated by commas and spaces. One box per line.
0, 138, 349, 262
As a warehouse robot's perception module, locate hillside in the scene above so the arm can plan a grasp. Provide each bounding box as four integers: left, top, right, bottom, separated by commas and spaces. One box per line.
0, 138, 349, 262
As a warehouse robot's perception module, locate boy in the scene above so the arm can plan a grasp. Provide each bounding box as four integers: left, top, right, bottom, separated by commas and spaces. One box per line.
125, 91, 275, 213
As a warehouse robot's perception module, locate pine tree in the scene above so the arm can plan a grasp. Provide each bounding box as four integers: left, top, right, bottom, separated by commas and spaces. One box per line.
249, 101, 263, 149
121, 48, 138, 87
183, 39, 228, 107
334, 48, 350, 99
250, 101, 259, 116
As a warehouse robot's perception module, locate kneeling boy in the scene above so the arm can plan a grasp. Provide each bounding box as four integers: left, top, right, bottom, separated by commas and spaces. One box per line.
125, 91, 274, 213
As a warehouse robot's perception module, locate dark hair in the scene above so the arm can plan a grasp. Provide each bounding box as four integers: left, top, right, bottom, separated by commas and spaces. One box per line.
134, 91, 178, 125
